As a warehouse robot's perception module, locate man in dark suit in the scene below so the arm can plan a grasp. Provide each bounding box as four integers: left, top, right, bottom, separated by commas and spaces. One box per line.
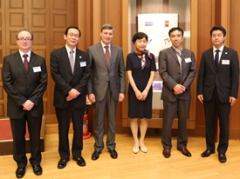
88, 24, 125, 160
2, 30, 47, 178
197, 26, 239, 163
159, 27, 196, 158
50, 26, 90, 169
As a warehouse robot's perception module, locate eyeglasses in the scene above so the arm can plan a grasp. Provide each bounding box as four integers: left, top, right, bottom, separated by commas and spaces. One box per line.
17, 37, 32, 41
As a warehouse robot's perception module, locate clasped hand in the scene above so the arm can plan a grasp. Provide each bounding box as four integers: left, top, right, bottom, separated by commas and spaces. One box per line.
135, 89, 148, 101
22, 100, 34, 111
173, 84, 185, 95
66, 88, 80, 101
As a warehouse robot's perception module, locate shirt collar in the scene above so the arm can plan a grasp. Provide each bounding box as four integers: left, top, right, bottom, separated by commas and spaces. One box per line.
172, 46, 183, 55
213, 45, 224, 52
65, 45, 76, 54
19, 50, 31, 59
101, 41, 111, 49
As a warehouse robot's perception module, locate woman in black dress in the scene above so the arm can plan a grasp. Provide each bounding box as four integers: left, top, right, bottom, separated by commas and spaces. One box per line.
126, 32, 156, 154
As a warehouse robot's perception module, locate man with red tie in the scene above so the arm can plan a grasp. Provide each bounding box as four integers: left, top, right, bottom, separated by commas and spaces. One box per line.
2, 30, 47, 178
88, 24, 125, 160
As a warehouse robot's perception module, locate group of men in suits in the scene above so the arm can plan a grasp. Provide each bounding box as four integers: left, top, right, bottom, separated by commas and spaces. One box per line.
2, 24, 238, 178
2, 24, 125, 178
159, 26, 239, 164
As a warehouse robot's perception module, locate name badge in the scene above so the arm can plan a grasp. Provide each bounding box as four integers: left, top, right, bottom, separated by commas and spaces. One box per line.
33, 66, 41, 72
184, 57, 192, 63
80, 61, 87, 67
222, 59, 230, 65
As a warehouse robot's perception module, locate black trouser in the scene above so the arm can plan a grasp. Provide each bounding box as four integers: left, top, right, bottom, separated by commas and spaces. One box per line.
55, 107, 84, 160
10, 113, 42, 167
203, 91, 230, 154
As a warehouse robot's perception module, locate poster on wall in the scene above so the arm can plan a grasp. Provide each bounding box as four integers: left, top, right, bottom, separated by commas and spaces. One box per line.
138, 13, 178, 58
138, 13, 178, 109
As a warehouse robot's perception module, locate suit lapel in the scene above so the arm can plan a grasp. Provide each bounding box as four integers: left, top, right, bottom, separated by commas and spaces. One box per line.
61, 47, 73, 75
220, 47, 228, 64
16, 52, 27, 73
181, 49, 188, 72
75, 49, 85, 74
28, 52, 35, 73
207, 48, 216, 71
96, 43, 108, 68
169, 47, 181, 67
110, 45, 117, 68
74, 49, 80, 73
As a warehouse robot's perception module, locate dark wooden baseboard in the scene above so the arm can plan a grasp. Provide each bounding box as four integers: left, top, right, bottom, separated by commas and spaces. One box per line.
0, 139, 44, 155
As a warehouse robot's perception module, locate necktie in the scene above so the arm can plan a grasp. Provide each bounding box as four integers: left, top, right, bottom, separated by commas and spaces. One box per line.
214, 49, 220, 67
69, 50, 75, 73
23, 54, 29, 72
176, 50, 183, 71
104, 45, 110, 65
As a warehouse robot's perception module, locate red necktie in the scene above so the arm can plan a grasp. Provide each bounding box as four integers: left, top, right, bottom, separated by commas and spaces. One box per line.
104, 45, 110, 65
23, 54, 29, 72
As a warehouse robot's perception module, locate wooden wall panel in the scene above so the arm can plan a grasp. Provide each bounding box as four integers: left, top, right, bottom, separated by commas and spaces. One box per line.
195, 0, 216, 136
228, 0, 240, 138
32, 0, 45, 9
9, 0, 24, 8
102, 0, 122, 46
77, 0, 92, 50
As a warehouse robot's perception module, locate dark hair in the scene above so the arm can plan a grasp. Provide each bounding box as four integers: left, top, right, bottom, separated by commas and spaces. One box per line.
101, 24, 113, 32
168, 27, 184, 37
16, 29, 34, 40
64, 26, 81, 37
132, 32, 148, 43
210, 25, 226, 36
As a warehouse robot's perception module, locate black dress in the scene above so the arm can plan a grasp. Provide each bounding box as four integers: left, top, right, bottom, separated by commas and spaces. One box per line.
126, 52, 156, 118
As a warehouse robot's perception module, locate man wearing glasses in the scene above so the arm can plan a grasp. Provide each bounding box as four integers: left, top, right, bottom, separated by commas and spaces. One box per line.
2, 29, 47, 178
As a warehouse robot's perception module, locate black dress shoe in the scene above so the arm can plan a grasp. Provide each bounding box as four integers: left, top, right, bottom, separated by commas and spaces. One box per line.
91, 150, 101, 160
177, 146, 192, 157
201, 149, 215, 157
16, 166, 26, 178
218, 153, 227, 163
57, 159, 68, 169
32, 164, 42, 176
162, 147, 171, 158
73, 156, 86, 167
109, 149, 118, 159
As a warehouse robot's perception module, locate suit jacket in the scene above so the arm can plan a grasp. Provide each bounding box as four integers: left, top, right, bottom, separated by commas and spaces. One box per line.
88, 42, 125, 102
159, 47, 196, 102
50, 47, 90, 108
2, 51, 47, 119
197, 46, 239, 102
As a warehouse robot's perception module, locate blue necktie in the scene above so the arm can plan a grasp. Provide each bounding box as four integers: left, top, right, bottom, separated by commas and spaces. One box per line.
214, 49, 220, 67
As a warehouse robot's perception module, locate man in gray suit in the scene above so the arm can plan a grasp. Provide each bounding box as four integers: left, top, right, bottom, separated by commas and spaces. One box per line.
88, 24, 125, 160
159, 27, 196, 158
